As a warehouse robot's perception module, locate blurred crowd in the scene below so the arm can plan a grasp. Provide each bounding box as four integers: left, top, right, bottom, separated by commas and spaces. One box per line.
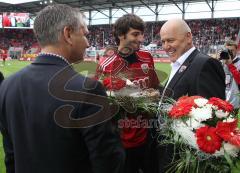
0, 17, 239, 55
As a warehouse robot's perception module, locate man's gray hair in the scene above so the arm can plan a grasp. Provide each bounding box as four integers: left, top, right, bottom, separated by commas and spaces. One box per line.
34, 4, 85, 47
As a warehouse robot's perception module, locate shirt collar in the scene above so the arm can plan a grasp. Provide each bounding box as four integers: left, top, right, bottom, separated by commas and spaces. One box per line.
38, 52, 70, 65
233, 56, 239, 61
171, 47, 196, 67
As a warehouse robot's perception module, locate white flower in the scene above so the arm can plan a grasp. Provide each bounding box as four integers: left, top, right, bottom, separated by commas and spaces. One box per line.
215, 110, 229, 119
214, 143, 240, 157
172, 120, 198, 149
106, 90, 115, 97
224, 143, 240, 157
190, 104, 212, 121
126, 79, 134, 86
185, 118, 204, 130
194, 98, 208, 107
212, 105, 218, 110
114, 87, 141, 97
223, 117, 235, 123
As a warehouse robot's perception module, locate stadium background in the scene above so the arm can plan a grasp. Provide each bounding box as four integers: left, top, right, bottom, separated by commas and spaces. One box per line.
0, 0, 240, 172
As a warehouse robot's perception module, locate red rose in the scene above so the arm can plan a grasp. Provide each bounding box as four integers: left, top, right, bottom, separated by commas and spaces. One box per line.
102, 77, 126, 90
216, 120, 240, 147
196, 126, 222, 154
178, 96, 203, 107
169, 102, 193, 118
168, 96, 203, 119
208, 97, 233, 113
103, 77, 111, 87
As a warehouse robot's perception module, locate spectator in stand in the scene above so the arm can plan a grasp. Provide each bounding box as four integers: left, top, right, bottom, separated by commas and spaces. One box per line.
0, 18, 239, 56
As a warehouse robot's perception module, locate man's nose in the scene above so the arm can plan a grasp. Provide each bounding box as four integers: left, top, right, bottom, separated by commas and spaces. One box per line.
163, 42, 170, 50
86, 39, 90, 48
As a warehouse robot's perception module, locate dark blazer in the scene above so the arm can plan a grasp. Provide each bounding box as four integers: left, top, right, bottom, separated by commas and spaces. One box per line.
166, 49, 225, 100
0, 55, 125, 173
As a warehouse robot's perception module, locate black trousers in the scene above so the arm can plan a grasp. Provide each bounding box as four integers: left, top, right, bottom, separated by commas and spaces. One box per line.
157, 143, 175, 173
124, 133, 159, 173
156, 132, 179, 173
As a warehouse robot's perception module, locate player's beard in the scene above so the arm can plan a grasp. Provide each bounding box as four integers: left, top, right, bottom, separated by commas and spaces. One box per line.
126, 41, 141, 52
132, 41, 141, 51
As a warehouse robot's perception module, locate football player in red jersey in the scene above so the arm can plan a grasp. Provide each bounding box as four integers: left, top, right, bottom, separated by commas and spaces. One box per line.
96, 14, 160, 173
2, 49, 7, 66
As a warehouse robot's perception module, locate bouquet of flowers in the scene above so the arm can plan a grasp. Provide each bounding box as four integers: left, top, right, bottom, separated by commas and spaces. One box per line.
159, 96, 240, 173
101, 76, 160, 117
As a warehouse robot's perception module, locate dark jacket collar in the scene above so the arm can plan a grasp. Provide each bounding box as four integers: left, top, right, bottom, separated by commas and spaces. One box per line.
32, 54, 70, 67
167, 49, 199, 89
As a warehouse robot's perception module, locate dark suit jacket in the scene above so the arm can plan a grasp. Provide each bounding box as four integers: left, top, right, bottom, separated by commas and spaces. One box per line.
0, 55, 125, 173
166, 49, 225, 100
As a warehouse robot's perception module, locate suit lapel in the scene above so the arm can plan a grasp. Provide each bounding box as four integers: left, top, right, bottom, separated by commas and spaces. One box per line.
167, 49, 199, 89
163, 79, 169, 88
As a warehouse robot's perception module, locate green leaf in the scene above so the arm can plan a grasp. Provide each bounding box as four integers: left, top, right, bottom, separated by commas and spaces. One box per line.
235, 160, 240, 168
237, 110, 240, 129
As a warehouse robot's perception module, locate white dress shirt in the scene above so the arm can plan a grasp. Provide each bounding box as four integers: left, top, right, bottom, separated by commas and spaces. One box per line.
165, 47, 196, 88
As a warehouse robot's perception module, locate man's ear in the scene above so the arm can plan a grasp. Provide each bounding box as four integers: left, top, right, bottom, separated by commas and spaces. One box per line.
118, 34, 124, 41
186, 32, 192, 43
63, 26, 73, 45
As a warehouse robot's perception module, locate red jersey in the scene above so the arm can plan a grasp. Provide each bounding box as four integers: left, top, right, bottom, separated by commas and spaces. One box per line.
2, 50, 7, 60
96, 50, 159, 148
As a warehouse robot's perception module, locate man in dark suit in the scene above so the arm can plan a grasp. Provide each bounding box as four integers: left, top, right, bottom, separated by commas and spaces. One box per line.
160, 19, 225, 100
0, 4, 124, 173
157, 19, 225, 173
